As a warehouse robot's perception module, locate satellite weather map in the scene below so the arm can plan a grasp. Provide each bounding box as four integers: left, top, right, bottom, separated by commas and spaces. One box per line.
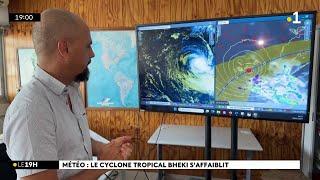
138, 23, 217, 105
137, 13, 314, 120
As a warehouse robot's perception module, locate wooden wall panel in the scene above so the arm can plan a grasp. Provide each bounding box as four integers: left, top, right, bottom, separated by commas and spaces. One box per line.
4, 0, 320, 178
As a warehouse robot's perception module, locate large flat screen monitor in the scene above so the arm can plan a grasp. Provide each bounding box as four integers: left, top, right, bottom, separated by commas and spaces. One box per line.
137, 12, 316, 122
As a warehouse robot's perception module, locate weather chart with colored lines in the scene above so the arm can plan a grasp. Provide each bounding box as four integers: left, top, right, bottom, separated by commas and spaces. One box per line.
215, 15, 312, 108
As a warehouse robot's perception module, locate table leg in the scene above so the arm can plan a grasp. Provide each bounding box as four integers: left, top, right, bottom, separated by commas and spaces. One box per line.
157, 144, 164, 180
246, 151, 254, 180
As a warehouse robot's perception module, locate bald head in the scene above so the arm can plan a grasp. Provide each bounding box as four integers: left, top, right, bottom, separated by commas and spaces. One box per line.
32, 8, 88, 58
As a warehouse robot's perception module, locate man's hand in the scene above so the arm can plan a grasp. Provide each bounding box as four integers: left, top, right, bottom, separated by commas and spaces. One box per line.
120, 142, 133, 160
98, 136, 133, 160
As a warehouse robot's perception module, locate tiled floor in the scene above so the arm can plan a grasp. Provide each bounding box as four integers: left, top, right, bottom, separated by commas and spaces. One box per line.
102, 170, 309, 180
260, 170, 309, 180
114, 171, 221, 180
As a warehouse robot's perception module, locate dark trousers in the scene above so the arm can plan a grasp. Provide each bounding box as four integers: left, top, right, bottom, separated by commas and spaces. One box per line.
0, 143, 17, 180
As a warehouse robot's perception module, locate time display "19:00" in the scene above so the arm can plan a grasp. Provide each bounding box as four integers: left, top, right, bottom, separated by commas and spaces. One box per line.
9, 13, 41, 22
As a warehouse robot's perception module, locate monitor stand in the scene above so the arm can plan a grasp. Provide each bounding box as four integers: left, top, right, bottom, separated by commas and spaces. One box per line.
204, 115, 238, 180
231, 116, 238, 180
205, 115, 212, 180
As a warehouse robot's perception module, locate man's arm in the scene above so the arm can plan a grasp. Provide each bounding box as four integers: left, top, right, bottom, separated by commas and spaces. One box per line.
22, 136, 133, 180
22, 169, 107, 180
21, 170, 58, 180
91, 138, 105, 157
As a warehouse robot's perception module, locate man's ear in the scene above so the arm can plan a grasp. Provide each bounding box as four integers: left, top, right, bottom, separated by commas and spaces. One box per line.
57, 40, 69, 58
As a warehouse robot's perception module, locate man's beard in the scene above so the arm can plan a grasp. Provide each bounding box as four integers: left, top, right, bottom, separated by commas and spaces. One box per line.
75, 67, 90, 82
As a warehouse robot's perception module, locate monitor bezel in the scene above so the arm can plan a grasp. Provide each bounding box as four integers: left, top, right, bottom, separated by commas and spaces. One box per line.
136, 11, 317, 123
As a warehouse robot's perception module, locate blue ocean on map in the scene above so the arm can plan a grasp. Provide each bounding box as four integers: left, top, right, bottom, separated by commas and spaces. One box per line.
87, 31, 139, 108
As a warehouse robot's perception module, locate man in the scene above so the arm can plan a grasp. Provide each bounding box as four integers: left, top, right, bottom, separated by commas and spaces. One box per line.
3, 8, 133, 179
